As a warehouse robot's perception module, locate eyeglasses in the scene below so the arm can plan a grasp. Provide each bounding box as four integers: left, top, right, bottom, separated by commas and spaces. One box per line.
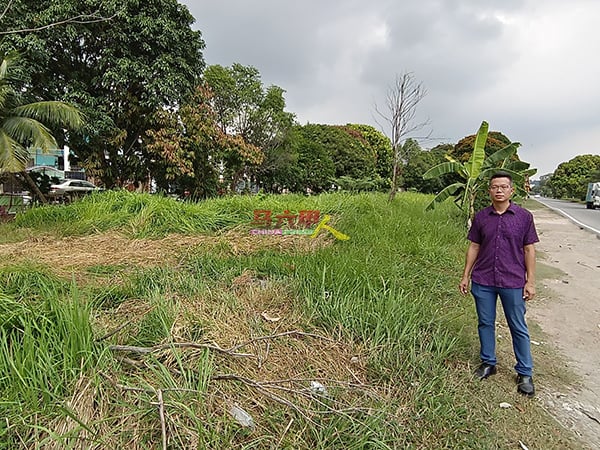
489, 185, 512, 191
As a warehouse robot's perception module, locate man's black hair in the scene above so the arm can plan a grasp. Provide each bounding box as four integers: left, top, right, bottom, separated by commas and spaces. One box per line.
489, 171, 513, 184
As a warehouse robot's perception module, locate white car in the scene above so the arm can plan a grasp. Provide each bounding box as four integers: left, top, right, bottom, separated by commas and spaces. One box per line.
49, 179, 101, 196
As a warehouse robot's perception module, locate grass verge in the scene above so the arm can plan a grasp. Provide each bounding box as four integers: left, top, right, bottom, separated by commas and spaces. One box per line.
0, 191, 584, 449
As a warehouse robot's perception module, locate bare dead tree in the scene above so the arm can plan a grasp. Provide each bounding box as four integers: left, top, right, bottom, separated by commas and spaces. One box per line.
374, 72, 429, 201
0, 0, 118, 36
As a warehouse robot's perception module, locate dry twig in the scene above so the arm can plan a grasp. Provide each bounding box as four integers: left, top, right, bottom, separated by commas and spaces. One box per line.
156, 389, 167, 450
228, 330, 335, 352
108, 342, 253, 358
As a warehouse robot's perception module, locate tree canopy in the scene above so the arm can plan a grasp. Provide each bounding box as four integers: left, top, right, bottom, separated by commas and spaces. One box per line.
146, 84, 261, 198
203, 63, 295, 191
0, 0, 205, 188
547, 154, 600, 199
449, 131, 512, 163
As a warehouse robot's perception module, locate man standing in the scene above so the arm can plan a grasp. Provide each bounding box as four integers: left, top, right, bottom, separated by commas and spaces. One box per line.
459, 171, 538, 397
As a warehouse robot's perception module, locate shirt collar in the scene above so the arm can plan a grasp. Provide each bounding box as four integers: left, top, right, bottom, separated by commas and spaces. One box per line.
487, 201, 516, 215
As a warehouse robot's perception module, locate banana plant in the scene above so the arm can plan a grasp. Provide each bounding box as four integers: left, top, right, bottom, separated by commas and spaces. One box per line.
423, 121, 536, 225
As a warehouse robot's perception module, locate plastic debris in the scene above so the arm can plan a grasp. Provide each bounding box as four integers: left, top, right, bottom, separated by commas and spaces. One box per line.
531, 340, 540, 346
519, 441, 530, 450
499, 402, 512, 409
229, 404, 255, 429
260, 311, 281, 322
310, 381, 328, 396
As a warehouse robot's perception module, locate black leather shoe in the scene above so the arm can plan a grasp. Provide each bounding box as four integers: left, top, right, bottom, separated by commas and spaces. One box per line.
474, 363, 497, 379
516, 375, 535, 397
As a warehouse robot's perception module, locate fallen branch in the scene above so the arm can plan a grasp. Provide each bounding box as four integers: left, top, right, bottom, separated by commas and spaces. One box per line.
96, 320, 135, 342
212, 373, 380, 420
213, 373, 312, 421
277, 418, 294, 448
228, 330, 335, 352
156, 389, 167, 450
107, 330, 335, 359
108, 342, 253, 358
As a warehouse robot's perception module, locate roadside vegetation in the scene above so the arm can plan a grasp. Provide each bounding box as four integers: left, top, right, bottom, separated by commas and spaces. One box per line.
0, 191, 582, 449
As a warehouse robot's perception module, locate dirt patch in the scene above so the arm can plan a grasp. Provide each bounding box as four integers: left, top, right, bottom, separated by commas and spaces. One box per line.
529, 206, 600, 448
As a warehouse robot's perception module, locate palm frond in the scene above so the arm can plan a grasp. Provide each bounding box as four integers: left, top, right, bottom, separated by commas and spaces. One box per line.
503, 159, 529, 172
0, 131, 29, 173
465, 121, 488, 177
2, 117, 57, 150
12, 101, 84, 129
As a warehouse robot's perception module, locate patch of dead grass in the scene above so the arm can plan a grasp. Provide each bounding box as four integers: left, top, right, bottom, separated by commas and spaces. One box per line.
0, 229, 330, 280
7, 230, 394, 448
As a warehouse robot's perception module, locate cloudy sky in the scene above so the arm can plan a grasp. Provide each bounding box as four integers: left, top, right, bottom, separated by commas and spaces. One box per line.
180, 0, 600, 178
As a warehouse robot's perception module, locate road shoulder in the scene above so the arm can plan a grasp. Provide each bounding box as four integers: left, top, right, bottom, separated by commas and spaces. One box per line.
528, 205, 600, 448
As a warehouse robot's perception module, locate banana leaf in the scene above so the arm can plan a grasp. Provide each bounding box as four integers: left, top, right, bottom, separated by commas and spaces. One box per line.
423, 161, 467, 180
425, 182, 464, 210
464, 121, 488, 178
482, 142, 521, 169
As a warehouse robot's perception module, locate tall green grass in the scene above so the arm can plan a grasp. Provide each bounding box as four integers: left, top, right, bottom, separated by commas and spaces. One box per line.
12, 190, 359, 238
0, 191, 581, 449
0, 285, 97, 412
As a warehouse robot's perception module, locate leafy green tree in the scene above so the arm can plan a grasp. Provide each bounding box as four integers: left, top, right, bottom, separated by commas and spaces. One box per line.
548, 154, 600, 199
0, 0, 205, 188
537, 173, 553, 197
280, 123, 388, 193
448, 131, 512, 163
403, 142, 452, 193
346, 124, 393, 181
298, 124, 377, 180
423, 121, 535, 225
283, 125, 335, 193
146, 84, 262, 198
0, 52, 83, 202
203, 63, 295, 190
589, 168, 600, 182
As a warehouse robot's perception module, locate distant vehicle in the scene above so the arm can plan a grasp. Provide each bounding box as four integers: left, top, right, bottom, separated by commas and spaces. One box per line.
585, 182, 600, 209
49, 179, 101, 197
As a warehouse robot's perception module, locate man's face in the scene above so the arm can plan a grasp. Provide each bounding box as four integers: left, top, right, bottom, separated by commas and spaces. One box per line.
488, 177, 514, 201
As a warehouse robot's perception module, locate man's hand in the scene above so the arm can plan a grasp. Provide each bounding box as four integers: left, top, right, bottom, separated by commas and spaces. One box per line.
523, 281, 536, 301
459, 276, 470, 295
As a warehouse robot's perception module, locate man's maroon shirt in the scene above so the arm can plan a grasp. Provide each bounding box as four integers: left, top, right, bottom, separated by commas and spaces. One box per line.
467, 202, 539, 288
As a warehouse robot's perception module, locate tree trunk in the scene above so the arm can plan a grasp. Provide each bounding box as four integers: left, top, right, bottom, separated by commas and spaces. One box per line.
388, 158, 399, 202
20, 171, 48, 204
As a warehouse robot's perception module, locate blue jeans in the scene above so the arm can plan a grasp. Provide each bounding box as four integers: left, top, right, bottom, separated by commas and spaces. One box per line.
471, 282, 533, 376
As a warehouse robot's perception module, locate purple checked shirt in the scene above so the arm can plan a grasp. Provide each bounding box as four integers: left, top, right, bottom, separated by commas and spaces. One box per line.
467, 202, 539, 288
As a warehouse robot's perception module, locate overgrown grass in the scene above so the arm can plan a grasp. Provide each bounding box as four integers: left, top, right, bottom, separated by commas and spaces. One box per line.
0, 191, 583, 449
9, 190, 357, 238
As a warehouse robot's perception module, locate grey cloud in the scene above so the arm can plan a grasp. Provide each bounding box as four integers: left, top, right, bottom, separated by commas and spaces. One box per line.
180, 0, 600, 176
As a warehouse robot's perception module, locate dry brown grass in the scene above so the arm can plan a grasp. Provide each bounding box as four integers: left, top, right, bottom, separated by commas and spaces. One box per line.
0, 229, 329, 279
13, 230, 387, 448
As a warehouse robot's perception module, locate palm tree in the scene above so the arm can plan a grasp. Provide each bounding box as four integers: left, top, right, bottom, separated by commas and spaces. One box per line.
0, 52, 83, 203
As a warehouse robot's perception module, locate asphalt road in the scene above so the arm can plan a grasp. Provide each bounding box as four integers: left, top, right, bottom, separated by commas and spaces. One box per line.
533, 197, 600, 234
